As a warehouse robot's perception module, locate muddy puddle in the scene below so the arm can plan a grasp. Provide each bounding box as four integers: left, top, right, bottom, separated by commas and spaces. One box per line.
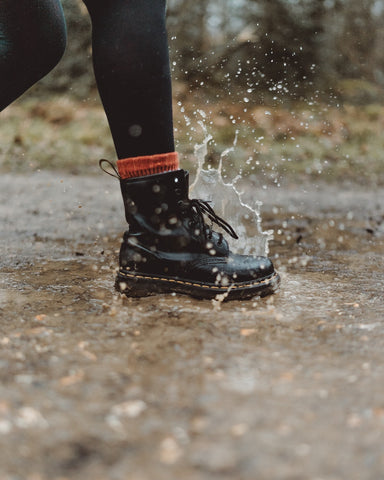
1, 172, 384, 480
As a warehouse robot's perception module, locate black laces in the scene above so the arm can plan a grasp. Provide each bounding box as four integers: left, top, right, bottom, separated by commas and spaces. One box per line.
99, 158, 239, 241
179, 199, 238, 241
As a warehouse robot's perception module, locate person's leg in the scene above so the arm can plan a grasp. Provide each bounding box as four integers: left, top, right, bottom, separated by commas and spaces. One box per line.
83, 0, 178, 177
86, 0, 279, 299
0, 0, 67, 111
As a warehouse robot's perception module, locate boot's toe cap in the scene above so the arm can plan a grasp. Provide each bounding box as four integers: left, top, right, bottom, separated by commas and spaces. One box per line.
226, 254, 275, 281
189, 253, 276, 284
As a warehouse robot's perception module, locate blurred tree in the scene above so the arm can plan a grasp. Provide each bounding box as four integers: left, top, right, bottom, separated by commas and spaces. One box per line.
168, 0, 327, 99
319, 0, 384, 101
167, 0, 210, 85
329, 0, 378, 80
26, 0, 384, 103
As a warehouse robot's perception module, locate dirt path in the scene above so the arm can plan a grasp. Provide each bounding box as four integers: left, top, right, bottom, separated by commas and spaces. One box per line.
1, 172, 384, 480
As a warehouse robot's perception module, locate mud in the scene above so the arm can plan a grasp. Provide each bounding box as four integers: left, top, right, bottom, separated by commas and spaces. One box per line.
1, 172, 384, 480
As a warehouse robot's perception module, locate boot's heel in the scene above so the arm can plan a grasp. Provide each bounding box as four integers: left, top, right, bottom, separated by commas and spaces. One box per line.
115, 272, 155, 297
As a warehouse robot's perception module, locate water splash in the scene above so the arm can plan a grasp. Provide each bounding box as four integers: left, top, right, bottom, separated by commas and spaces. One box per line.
190, 112, 272, 256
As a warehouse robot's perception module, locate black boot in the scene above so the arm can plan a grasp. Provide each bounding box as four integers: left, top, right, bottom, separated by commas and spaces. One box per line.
104, 163, 280, 300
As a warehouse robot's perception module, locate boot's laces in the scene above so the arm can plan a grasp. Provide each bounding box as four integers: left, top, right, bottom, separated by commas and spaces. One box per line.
179, 199, 238, 241
100, 159, 239, 241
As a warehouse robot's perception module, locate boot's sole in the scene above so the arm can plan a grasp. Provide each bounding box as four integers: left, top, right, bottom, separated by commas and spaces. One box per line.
115, 269, 280, 301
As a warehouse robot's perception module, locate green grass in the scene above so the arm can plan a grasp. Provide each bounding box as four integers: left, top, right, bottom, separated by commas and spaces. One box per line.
1, 94, 384, 185
0, 97, 115, 174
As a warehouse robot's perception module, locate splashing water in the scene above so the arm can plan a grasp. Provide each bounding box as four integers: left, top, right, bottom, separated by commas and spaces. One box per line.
189, 113, 272, 256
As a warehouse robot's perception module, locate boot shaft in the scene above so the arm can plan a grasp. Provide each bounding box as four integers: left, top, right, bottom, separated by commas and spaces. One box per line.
119, 169, 231, 255
120, 169, 189, 229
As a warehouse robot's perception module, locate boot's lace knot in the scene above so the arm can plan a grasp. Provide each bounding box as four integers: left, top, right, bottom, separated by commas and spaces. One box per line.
99, 159, 239, 243
178, 199, 238, 243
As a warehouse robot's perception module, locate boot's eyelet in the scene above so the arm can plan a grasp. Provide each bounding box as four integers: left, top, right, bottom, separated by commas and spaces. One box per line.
178, 201, 188, 214
175, 188, 182, 196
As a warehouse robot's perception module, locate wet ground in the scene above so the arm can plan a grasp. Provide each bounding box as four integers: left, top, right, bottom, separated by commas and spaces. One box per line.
1, 171, 384, 480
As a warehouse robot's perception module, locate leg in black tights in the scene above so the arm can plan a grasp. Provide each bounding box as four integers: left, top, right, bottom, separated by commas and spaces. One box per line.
0, 0, 174, 159
0, 0, 67, 111
83, 0, 175, 158
0, 1, 280, 300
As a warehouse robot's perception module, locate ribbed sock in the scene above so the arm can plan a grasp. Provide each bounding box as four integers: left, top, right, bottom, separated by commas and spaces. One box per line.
117, 152, 179, 179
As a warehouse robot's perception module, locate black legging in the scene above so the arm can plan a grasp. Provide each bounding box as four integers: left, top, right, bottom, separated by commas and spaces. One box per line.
0, 0, 175, 159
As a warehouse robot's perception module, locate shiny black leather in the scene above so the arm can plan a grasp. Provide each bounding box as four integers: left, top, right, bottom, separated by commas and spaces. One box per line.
119, 169, 230, 255
117, 169, 279, 299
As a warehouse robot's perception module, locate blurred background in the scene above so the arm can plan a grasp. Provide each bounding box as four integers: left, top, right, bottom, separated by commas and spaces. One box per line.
2, 0, 384, 185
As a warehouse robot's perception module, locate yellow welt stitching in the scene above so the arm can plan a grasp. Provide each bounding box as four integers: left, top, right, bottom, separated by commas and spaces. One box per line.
118, 270, 278, 291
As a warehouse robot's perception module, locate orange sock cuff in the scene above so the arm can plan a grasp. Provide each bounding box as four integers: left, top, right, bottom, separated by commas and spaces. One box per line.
117, 152, 179, 179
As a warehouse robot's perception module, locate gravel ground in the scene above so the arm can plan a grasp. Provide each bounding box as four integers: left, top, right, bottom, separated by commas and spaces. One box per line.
1, 171, 384, 480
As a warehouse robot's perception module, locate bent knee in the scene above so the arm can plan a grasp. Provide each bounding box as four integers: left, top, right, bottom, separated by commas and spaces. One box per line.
41, 31, 67, 74
1, 0, 67, 73
2, 23, 66, 79
30, 13, 67, 74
